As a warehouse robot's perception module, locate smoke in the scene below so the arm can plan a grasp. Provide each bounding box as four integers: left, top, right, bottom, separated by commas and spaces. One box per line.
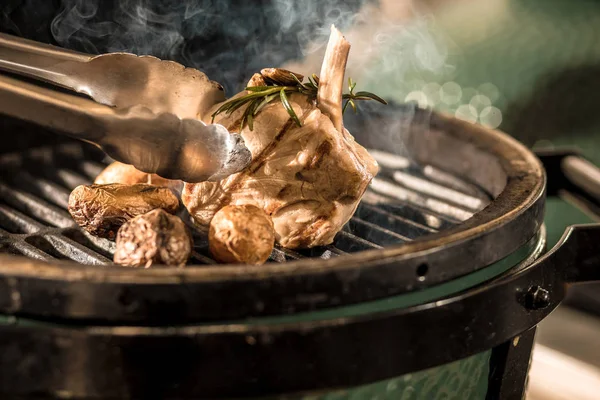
285, 0, 451, 98
44, 0, 449, 156
2, 0, 449, 99
42, 0, 365, 94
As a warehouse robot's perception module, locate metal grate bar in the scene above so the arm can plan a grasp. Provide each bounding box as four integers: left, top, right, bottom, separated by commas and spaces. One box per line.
361, 191, 455, 231
43, 235, 111, 265
324, 244, 346, 255
347, 217, 410, 246
0, 182, 74, 228
370, 150, 490, 202
420, 164, 491, 199
334, 230, 382, 252
392, 171, 486, 211
77, 160, 107, 181
10, 240, 55, 261
182, 221, 226, 264
369, 178, 473, 222
0, 144, 493, 265
0, 241, 25, 256
273, 247, 303, 260
61, 229, 115, 259
355, 203, 437, 238
190, 250, 217, 265
294, 245, 344, 260
52, 168, 90, 190
27, 163, 90, 191
0, 204, 44, 234
369, 150, 411, 170
7, 171, 71, 209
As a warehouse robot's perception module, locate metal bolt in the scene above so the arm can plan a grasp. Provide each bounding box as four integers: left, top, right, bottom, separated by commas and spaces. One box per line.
525, 286, 550, 310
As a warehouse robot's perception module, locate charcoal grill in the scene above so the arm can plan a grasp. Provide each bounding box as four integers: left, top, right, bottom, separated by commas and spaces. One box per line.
0, 104, 599, 399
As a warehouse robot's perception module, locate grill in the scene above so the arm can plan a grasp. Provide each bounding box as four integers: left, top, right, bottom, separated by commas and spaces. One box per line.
0, 105, 599, 399
1, 0, 600, 395
0, 106, 545, 323
0, 139, 491, 265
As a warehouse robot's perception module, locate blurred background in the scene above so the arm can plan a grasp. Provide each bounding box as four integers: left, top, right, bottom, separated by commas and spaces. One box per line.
1, 0, 599, 398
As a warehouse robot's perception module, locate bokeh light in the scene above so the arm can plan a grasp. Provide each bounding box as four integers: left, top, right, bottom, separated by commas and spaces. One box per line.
405, 90, 430, 108
440, 82, 462, 104
455, 104, 478, 123
469, 94, 492, 111
479, 106, 503, 128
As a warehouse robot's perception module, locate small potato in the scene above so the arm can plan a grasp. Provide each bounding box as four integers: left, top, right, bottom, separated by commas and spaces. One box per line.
260, 68, 304, 86
114, 209, 192, 267
247, 73, 267, 88
95, 162, 174, 187
68, 184, 179, 239
209, 205, 275, 265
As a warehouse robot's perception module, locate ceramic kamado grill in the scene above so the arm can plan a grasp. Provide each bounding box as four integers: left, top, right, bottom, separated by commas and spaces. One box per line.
0, 101, 598, 399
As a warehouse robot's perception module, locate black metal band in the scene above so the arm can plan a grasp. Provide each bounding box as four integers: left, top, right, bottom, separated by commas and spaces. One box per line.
1, 223, 598, 398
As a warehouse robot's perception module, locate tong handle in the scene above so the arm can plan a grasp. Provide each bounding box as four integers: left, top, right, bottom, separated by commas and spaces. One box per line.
0, 73, 105, 141
0, 33, 92, 90
536, 148, 600, 218
561, 156, 600, 203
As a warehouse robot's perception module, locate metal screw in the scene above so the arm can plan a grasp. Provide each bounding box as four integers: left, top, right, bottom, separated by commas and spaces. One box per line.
525, 286, 550, 310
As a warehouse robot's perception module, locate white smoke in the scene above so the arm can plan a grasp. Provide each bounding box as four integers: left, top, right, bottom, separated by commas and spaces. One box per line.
48, 0, 368, 94
285, 0, 451, 98
6, 0, 450, 98
51, 0, 186, 57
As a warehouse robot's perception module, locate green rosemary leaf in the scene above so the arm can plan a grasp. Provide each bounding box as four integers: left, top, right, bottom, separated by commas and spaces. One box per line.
212, 72, 386, 124
349, 99, 357, 114
348, 78, 356, 94
211, 101, 238, 121
237, 88, 287, 101
225, 98, 253, 115
247, 98, 262, 131
221, 98, 246, 111
245, 86, 272, 92
354, 91, 388, 104
291, 73, 307, 89
280, 89, 302, 127
239, 110, 248, 131
247, 110, 254, 131
254, 93, 279, 114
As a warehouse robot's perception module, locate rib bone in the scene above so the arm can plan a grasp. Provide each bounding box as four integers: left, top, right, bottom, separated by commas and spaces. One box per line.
317, 25, 351, 133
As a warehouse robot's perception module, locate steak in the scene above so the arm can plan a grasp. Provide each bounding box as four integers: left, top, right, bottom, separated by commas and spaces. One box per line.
182, 26, 379, 249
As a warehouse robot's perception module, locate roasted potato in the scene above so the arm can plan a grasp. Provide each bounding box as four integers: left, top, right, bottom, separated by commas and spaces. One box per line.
209, 204, 275, 265
94, 162, 174, 187
114, 209, 192, 267
68, 184, 179, 239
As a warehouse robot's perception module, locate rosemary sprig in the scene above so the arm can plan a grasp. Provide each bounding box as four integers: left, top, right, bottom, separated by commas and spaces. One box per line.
211, 73, 387, 130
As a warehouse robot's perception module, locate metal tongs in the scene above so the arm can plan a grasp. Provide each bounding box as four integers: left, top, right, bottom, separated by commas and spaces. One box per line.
0, 33, 251, 182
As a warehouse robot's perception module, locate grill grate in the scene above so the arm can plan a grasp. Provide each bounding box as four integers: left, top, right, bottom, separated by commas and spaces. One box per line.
0, 142, 492, 265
